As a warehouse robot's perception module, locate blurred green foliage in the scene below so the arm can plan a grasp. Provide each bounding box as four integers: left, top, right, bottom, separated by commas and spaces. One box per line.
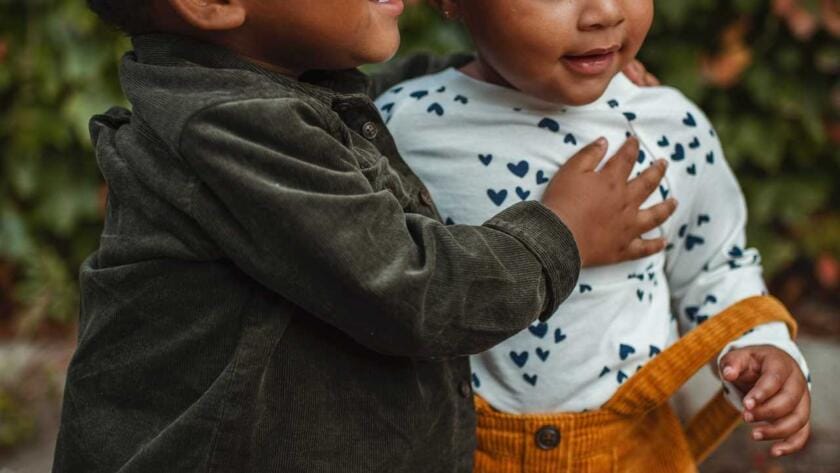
0, 1, 838, 329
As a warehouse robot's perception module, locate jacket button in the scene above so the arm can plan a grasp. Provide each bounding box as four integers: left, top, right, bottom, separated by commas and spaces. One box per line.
459, 380, 472, 398
418, 188, 433, 207
535, 425, 560, 450
361, 121, 379, 140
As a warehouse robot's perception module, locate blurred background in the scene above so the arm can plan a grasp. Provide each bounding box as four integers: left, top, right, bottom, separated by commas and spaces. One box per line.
0, 0, 837, 471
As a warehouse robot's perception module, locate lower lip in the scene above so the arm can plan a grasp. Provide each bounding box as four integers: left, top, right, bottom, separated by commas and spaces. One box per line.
371, 0, 404, 16
562, 52, 616, 76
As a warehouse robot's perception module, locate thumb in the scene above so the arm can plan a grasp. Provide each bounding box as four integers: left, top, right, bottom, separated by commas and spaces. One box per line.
720, 348, 753, 383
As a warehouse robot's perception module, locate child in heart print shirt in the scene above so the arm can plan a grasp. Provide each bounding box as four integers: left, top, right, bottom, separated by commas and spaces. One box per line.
376, 0, 812, 463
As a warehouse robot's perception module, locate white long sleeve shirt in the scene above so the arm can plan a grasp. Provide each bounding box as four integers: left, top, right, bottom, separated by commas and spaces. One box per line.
375, 68, 809, 414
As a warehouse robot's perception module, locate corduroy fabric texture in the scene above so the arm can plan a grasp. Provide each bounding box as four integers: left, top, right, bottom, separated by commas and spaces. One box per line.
473, 295, 798, 473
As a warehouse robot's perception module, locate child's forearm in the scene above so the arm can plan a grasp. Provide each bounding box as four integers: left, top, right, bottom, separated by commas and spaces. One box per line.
178, 96, 580, 359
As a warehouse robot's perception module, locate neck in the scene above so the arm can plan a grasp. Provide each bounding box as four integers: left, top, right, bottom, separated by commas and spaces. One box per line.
460, 56, 515, 90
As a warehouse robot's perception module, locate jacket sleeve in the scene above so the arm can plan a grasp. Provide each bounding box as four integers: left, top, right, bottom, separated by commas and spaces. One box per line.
665, 114, 810, 407
177, 97, 580, 358
367, 52, 474, 98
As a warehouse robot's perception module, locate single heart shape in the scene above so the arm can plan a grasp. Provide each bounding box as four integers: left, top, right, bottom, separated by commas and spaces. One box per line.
683, 112, 697, 127
436, 86, 446, 93
507, 160, 530, 178
687, 164, 697, 175
478, 154, 493, 166
564, 133, 577, 145
536, 348, 550, 362
685, 306, 699, 321
704, 294, 718, 305
445, 217, 455, 225
649, 345, 661, 357
510, 350, 529, 368
516, 187, 531, 201
454, 95, 469, 104
608, 99, 619, 108
671, 143, 685, 161
536, 170, 550, 185
410, 90, 429, 100
617, 370, 629, 384
728, 246, 744, 258
528, 322, 548, 339
706, 151, 715, 164
636, 289, 644, 301
599, 366, 611, 378
623, 112, 637, 121
487, 189, 508, 206
685, 234, 705, 251
538, 118, 560, 132
697, 214, 711, 226
554, 328, 567, 343
657, 136, 670, 147
523, 373, 538, 386
619, 343, 636, 360
427, 103, 444, 116
391, 86, 403, 94
472, 373, 481, 388
659, 185, 670, 200
380, 102, 394, 113
579, 284, 593, 294
637, 149, 646, 164
689, 137, 701, 149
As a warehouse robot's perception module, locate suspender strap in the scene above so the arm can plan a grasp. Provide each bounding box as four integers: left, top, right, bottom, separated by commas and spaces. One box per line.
603, 295, 797, 417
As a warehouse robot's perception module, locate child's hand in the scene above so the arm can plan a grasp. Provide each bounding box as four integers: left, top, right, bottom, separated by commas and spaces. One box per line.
542, 137, 677, 267
623, 60, 661, 87
720, 345, 811, 457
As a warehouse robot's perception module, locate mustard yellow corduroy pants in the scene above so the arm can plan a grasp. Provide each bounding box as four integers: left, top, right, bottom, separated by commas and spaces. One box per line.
473, 296, 798, 473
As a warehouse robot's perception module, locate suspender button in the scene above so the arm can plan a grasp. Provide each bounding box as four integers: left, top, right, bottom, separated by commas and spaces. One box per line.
535, 425, 561, 450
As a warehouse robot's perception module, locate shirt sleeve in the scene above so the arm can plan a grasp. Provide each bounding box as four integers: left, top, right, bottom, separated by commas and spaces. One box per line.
177, 97, 580, 359
665, 111, 810, 409
367, 53, 474, 99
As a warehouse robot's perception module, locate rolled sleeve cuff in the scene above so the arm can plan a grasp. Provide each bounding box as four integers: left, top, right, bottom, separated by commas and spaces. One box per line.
483, 201, 581, 321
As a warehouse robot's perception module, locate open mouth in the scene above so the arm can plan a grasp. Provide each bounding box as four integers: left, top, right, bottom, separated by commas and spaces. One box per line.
562, 45, 622, 76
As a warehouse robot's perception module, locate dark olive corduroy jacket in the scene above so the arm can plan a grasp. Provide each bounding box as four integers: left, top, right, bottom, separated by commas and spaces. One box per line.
52, 34, 580, 473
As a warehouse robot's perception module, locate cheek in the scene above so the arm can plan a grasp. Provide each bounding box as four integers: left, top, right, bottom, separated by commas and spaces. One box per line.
624, 3, 654, 53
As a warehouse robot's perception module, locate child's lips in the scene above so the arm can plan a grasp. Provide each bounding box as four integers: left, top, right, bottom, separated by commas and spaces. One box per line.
370, 0, 404, 16
562, 46, 620, 76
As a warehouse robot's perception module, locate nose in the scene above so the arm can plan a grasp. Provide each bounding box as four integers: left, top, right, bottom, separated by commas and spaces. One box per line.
578, 0, 625, 31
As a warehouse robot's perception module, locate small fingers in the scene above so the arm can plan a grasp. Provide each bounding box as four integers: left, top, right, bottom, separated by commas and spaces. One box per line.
748, 376, 807, 422
744, 360, 789, 410
752, 392, 810, 441
600, 137, 639, 180
719, 349, 752, 383
564, 137, 608, 172
634, 199, 678, 234
770, 420, 811, 457
627, 159, 668, 205
624, 237, 668, 260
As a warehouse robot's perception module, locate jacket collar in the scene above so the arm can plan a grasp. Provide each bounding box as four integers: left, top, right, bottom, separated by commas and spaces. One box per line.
130, 33, 372, 101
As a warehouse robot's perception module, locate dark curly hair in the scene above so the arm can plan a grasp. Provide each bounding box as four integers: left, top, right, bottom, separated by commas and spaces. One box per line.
87, 0, 154, 34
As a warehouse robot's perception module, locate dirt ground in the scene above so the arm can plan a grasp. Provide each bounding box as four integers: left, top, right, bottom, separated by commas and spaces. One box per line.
0, 335, 838, 473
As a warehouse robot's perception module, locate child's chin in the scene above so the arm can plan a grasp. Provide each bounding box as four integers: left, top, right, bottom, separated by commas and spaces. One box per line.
358, 33, 401, 64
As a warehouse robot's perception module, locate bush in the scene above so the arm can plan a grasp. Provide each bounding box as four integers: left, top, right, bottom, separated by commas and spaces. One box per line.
0, 1, 837, 329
